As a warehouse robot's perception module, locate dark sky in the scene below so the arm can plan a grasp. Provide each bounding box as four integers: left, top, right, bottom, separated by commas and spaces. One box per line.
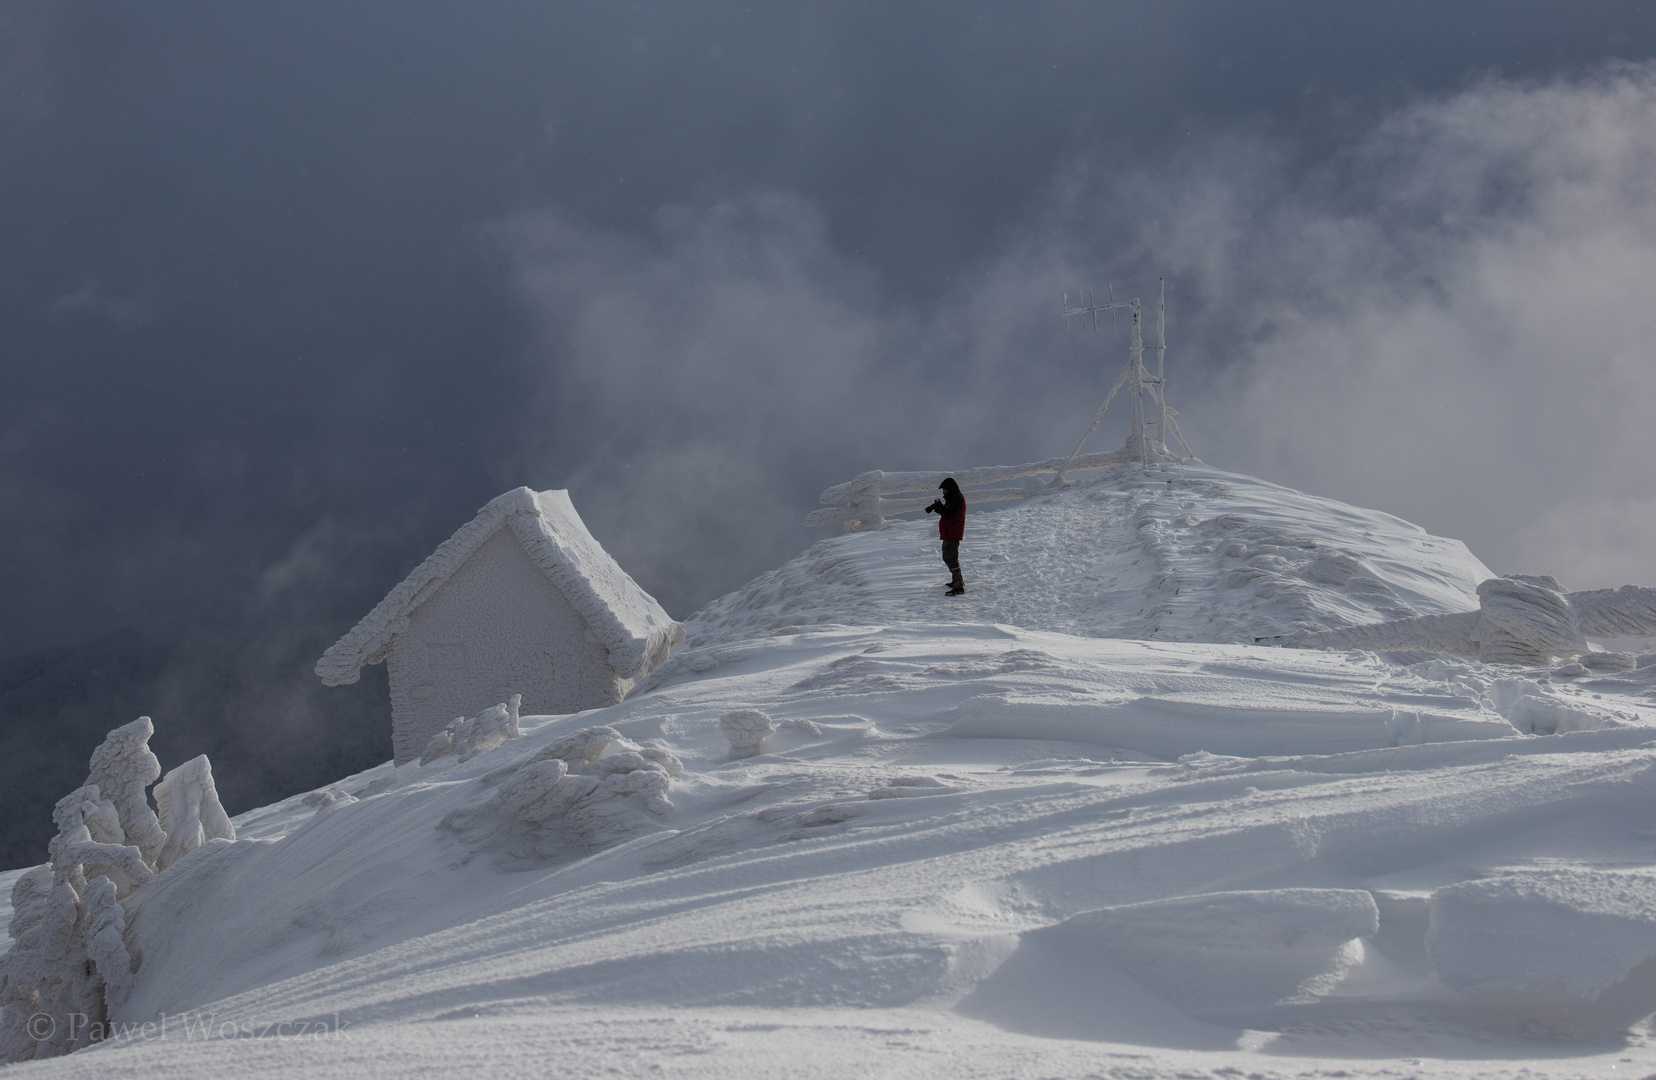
5, 0, 1656, 664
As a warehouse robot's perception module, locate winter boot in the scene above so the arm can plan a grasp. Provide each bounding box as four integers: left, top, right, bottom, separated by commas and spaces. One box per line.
946, 568, 965, 596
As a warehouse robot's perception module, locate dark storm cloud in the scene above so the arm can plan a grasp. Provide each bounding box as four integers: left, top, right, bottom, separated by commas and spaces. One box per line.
4, 0, 1656, 864
6, 0, 1656, 648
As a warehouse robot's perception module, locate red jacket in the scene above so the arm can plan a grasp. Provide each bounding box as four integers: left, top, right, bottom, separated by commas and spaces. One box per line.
936, 489, 965, 542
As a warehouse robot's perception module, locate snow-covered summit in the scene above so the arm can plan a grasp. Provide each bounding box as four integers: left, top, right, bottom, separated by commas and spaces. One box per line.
9, 461, 1656, 1079
692, 460, 1492, 648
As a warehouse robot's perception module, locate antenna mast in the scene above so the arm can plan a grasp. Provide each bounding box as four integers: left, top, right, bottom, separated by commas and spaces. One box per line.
1058, 277, 1193, 478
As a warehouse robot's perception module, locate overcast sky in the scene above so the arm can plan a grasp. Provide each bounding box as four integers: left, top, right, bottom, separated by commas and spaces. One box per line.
5, 0, 1656, 665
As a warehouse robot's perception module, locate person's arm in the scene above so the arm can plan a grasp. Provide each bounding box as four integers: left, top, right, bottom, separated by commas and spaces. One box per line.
928, 492, 964, 517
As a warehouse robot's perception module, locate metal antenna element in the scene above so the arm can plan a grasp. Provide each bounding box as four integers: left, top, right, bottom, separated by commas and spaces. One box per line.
1061, 286, 1128, 332
1056, 277, 1193, 480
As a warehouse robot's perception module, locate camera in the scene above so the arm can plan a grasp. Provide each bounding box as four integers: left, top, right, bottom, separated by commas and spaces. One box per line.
925, 499, 943, 514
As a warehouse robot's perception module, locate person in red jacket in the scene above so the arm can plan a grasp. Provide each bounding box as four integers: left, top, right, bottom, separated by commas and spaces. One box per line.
925, 477, 967, 596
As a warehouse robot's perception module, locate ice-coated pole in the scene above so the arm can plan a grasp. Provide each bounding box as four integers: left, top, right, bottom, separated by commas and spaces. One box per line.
1155, 277, 1168, 456
1129, 299, 1146, 469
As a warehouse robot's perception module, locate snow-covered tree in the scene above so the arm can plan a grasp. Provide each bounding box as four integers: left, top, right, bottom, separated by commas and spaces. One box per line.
0, 717, 234, 1063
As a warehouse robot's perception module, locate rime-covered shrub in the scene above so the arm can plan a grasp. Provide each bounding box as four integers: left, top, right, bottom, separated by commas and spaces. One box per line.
0, 717, 234, 1064
720, 709, 775, 758
0, 786, 148, 1061
153, 755, 236, 872
421, 695, 522, 765
637, 741, 685, 777
302, 788, 359, 815
442, 725, 682, 860
85, 718, 167, 867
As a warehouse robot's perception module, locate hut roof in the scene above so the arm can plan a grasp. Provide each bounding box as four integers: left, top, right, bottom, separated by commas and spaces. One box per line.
316, 488, 683, 686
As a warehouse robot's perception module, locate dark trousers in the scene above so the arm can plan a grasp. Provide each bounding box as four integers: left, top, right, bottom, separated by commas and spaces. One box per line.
941, 540, 960, 571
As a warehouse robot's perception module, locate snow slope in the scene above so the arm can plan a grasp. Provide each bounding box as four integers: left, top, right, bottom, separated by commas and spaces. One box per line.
691, 462, 1493, 647
11, 462, 1656, 1079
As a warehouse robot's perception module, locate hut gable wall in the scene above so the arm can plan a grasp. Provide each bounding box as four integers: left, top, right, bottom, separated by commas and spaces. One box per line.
385, 525, 619, 764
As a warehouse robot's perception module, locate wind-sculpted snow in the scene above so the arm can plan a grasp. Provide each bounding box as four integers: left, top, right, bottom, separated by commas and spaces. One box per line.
29, 463, 1656, 1078
1428, 869, 1656, 1027
439, 724, 681, 863
75, 617, 1656, 1075
995, 889, 1381, 1022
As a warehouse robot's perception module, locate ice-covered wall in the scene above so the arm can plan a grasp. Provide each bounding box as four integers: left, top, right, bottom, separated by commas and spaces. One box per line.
386, 527, 623, 764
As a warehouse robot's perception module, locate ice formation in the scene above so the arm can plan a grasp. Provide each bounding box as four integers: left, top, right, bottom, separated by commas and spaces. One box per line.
421, 695, 523, 765
440, 724, 682, 861
300, 788, 358, 815
1568, 584, 1656, 646
84, 717, 166, 868
1289, 574, 1656, 666
0, 718, 232, 1063
777, 716, 822, 737
1471, 575, 1588, 664
81, 876, 133, 1002
152, 756, 236, 872
48, 787, 154, 899
719, 709, 775, 757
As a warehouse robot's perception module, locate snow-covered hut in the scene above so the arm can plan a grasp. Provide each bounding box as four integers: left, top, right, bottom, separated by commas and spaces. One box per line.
316, 488, 685, 764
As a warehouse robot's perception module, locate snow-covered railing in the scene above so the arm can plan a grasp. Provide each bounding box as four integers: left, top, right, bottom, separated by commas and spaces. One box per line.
806, 448, 1134, 533
1280, 578, 1656, 667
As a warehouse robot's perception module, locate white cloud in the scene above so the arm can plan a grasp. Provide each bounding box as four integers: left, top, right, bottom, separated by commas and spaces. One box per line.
497, 64, 1656, 613
1163, 65, 1656, 587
